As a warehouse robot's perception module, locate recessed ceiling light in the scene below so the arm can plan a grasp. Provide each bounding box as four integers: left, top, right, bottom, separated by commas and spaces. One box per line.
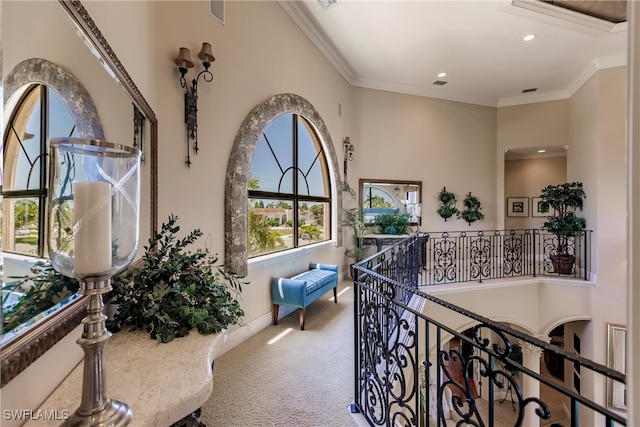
437, 72, 446, 78
538, 149, 547, 153
523, 34, 536, 41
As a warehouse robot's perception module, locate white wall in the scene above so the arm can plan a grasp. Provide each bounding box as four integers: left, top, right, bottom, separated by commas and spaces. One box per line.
504, 156, 567, 230
153, 1, 353, 331
352, 88, 498, 231
497, 100, 571, 229
569, 67, 629, 415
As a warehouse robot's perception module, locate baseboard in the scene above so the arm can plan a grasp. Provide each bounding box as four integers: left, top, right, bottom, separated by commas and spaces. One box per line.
218, 305, 297, 357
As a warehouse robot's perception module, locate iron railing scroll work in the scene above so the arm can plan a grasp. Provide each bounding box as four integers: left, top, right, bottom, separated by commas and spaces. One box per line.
350, 231, 625, 427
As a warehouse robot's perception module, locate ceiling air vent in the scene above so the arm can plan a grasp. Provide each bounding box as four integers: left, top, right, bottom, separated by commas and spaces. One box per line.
433, 80, 448, 86
522, 88, 537, 93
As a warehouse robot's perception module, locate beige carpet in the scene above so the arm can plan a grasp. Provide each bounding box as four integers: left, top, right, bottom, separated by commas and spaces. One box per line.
200, 281, 357, 427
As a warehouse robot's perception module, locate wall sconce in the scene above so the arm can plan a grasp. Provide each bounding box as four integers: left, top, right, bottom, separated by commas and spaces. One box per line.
174, 42, 215, 167
133, 104, 145, 160
343, 137, 355, 182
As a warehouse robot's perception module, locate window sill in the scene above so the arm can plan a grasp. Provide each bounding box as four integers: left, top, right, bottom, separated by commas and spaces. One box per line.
248, 240, 336, 271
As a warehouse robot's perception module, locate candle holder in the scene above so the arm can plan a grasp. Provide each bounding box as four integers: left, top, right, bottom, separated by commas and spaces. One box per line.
48, 138, 141, 426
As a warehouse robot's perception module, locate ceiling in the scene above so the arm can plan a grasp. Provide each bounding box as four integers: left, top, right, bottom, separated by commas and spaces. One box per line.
279, 0, 628, 108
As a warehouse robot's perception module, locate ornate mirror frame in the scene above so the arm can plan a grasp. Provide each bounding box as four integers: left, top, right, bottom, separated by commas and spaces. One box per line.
0, 0, 158, 386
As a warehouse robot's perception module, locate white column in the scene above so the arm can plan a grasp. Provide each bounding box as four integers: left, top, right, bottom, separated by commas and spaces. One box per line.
519, 340, 544, 427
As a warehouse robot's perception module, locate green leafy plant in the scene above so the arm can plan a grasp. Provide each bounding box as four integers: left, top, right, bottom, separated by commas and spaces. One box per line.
458, 192, 484, 225
373, 213, 410, 235
342, 181, 379, 263
2, 261, 80, 333
437, 187, 459, 221
539, 182, 586, 255
342, 207, 368, 262
108, 214, 247, 343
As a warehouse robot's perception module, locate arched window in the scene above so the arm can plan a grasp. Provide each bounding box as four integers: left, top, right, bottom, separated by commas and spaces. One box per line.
248, 113, 331, 257
2, 84, 76, 256
2, 58, 103, 258
225, 93, 343, 276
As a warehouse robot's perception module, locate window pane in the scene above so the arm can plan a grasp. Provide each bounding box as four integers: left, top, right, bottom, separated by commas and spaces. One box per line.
248, 198, 293, 257
251, 114, 293, 194
3, 197, 40, 256
297, 117, 328, 197
49, 88, 76, 138
5, 86, 42, 191
363, 187, 395, 208
298, 201, 329, 247
247, 111, 332, 259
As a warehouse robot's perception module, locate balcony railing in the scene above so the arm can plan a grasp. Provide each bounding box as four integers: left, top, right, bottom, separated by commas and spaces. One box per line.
350, 234, 625, 427
417, 229, 592, 285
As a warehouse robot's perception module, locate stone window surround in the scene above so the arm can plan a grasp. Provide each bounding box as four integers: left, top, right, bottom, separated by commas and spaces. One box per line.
4, 58, 104, 140
224, 93, 343, 276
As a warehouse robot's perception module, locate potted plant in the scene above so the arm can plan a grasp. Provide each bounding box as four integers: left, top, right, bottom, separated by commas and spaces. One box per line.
341, 181, 381, 277
437, 187, 459, 221
108, 214, 247, 343
373, 212, 411, 235
538, 181, 586, 274
458, 192, 484, 226
342, 207, 368, 268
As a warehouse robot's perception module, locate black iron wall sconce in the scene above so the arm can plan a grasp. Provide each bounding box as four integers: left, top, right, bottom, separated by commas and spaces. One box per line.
343, 136, 355, 182
174, 42, 215, 167
133, 105, 145, 160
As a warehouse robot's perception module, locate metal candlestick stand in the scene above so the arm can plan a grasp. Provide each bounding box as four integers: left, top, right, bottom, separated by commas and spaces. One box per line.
65, 277, 132, 426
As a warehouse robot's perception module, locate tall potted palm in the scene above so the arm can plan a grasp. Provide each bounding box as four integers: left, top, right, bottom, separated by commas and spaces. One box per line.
341, 181, 379, 278
538, 181, 586, 274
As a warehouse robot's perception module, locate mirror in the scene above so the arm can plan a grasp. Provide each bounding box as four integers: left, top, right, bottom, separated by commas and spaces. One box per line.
1, 0, 158, 386
359, 179, 422, 226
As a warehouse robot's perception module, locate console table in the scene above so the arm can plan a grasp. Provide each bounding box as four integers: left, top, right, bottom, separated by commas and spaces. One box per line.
362, 234, 411, 252
25, 329, 226, 427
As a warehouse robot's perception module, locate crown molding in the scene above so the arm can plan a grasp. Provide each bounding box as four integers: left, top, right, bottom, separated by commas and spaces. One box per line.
498, 53, 627, 107
280, 0, 627, 108
567, 53, 627, 97
498, 90, 571, 108
277, 0, 355, 83
499, 0, 627, 35
351, 77, 498, 107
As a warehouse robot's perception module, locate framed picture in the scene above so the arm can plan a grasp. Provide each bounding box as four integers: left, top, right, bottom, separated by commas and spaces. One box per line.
507, 197, 529, 217
607, 324, 627, 409
531, 197, 546, 217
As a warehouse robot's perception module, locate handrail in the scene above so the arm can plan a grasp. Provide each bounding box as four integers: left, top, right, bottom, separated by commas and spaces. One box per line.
351, 233, 624, 427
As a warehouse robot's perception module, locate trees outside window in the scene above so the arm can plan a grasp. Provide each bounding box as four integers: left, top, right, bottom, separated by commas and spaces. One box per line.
2, 84, 76, 257
248, 113, 331, 257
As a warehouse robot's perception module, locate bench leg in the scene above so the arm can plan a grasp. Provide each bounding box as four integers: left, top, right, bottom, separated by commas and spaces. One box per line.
333, 286, 338, 303
272, 304, 280, 325
298, 308, 305, 330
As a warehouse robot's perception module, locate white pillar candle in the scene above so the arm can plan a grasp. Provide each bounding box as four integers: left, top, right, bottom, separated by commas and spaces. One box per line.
73, 181, 112, 276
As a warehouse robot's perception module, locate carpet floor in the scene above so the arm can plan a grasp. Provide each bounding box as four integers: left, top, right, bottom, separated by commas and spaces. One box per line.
200, 282, 358, 427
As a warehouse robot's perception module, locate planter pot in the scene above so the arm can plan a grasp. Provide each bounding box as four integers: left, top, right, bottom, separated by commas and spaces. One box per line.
550, 254, 575, 275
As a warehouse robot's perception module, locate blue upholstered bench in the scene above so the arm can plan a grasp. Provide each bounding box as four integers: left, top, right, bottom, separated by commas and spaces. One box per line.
271, 263, 339, 330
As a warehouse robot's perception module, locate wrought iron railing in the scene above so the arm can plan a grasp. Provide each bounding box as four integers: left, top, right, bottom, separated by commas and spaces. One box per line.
351, 234, 625, 427
418, 229, 592, 285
